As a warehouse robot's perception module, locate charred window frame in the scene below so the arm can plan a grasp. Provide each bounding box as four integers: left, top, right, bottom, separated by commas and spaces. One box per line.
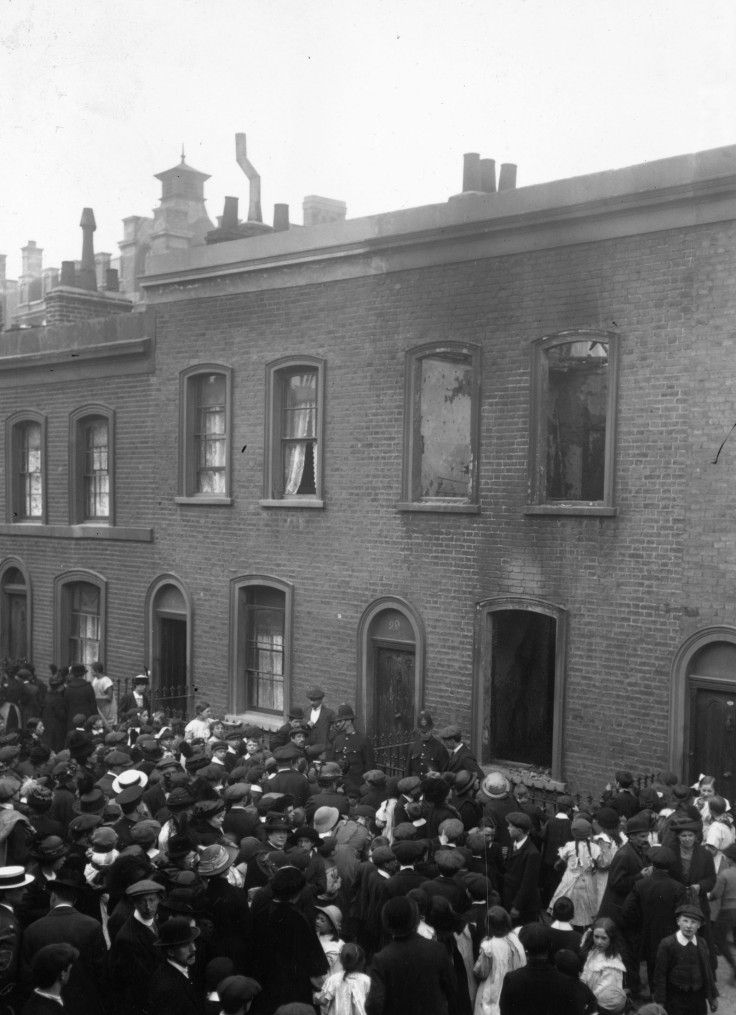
527, 331, 618, 517
400, 342, 481, 514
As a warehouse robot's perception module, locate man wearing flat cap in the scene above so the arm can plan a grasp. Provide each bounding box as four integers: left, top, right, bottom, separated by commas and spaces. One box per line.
437, 725, 484, 781
149, 916, 204, 1015
653, 902, 719, 1013
271, 707, 308, 750
110, 878, 165, 1014
304, 686, 336, 747
502, 812, 542, 925
218, 974, 262, 1015
269, 745, 310, 808
22, 865, 109, 1015
405, 711, 448, 778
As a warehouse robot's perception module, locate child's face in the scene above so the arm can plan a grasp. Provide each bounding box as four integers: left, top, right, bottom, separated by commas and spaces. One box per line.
677, 915, 700, 939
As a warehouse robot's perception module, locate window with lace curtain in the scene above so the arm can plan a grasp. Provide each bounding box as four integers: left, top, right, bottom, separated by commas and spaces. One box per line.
178, 365, 233, 504
70, 406, 114, 523
55, 570, 107, 669
229, 575, 293, 714
6, 411, 46, 523
262, 357, 325, 506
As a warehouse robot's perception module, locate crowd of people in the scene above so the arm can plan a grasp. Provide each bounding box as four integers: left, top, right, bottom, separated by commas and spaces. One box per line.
0, 661, 733, 1015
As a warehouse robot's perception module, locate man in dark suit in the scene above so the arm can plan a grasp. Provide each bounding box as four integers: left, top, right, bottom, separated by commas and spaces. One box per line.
499, 923, 586, 1014
305, 686, 336, 747
23, 943, 79, 1015
305, 763, 351, 821
63, 664, 97, 730
149, 917, 205, 1015
110, 878, 165, 1015
502, 812, 542, 925
21, 867, 108, 1015
622, 844, 684, 990
0, 865, 34, 1011
268, 745, 311, 808
437, 725, 484, 781
383, 841, 428, 898
366, 896, 456, 1015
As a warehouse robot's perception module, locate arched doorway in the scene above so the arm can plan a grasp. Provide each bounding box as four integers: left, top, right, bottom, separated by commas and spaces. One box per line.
146, 575, 192, 717
357, 596, 425, 752
0, 558, 31, 661
670, 627, 736, 804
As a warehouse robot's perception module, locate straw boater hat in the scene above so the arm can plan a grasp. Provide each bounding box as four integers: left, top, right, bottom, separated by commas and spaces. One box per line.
0, 865, 34, 890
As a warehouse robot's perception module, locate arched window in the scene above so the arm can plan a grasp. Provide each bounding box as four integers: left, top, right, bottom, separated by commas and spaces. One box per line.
527, 330, 619, 515
401, 342, 481, 512
5, 410, 47, 523
262, 356, 325, 506
54, 570, 107, 668
230, 575, 293, 714
178, 364, 233, 503
0, 557, 32, 660
474, 596, 567, 778
69, 404, 114, 523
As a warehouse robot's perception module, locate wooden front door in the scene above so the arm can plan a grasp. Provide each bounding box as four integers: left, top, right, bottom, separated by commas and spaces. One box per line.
157, 616, 188, 716
374, 643, 415, 741
7, 594, 27, 659
690, 682, 736, 805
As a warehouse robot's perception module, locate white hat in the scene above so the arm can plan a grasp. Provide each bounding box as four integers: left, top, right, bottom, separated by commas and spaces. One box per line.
111, 769, 149, 795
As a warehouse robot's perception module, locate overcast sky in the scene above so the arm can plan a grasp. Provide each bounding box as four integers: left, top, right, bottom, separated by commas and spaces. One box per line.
2, 0, 735, 279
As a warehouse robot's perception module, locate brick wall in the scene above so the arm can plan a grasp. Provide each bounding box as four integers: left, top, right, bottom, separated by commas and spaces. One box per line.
2, 212, 736, 798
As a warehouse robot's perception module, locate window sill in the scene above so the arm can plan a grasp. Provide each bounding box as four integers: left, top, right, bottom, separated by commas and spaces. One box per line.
397, 501, 480, 514
175, 496, 233, 506
224, 710, 284, 732
524, 504, 618, 517
259, 499, 325, 509
0, 523, 153, 542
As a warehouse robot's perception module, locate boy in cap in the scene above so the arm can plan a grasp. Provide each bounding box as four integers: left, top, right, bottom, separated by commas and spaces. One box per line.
502, 812, 542, 925
652, 903, 719, 1013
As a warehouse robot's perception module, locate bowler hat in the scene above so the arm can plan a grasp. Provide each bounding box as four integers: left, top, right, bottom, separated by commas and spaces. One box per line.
51, 867, 87, 893
271, 867, 305, 898
625, 812, 652, 834
154, 915, 200, 947
336, 703, 355, 720
287, 706, 305, 720
313, 807, 340, 835
73, 788, 106, 815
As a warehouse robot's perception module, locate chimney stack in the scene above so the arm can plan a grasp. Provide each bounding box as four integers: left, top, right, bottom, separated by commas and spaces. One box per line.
78, 208, 97, 291
273, 203, 289, 232
221, 196, 240, 231
498, 163, 517, 191
235, 133, 263, 223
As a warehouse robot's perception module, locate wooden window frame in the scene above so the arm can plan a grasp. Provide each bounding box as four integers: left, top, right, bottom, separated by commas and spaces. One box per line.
399, 342, 481, 514
69, 404, 114, 525
53, 569, 107, 669
526, 330, 619, 517
261, 356, 325, 508
229, 574, 293, 717
177, 364, 233, 505
5, 410, 47, 524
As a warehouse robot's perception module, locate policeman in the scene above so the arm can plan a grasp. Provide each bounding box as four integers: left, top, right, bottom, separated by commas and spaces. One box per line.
405, 711, 448, 777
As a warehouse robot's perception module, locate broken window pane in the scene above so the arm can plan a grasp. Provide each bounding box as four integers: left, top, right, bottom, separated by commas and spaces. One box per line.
418, 354, 473, 499
545, 340, 608, 501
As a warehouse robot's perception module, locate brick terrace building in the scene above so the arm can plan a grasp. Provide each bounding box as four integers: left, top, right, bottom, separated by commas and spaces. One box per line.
2, 144, 736, 797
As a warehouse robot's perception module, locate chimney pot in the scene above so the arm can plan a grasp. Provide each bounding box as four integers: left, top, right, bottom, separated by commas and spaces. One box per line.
60, 261, 76, 287
273, 204, 289, 232
462, 153, 482, 192
78, 207, 98, 291
222, 196, 240, 230
480, 158, 497, 194
498, 163, 517, 191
